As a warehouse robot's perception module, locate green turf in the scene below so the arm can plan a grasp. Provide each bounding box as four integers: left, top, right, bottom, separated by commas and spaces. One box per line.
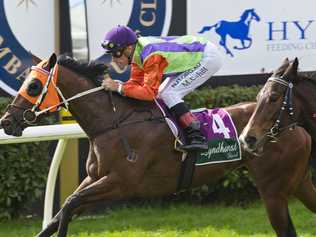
0, 200, 315, 237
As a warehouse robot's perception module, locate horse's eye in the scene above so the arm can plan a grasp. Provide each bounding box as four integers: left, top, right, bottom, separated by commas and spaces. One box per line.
27, 78, 43, 97
269, 93, 279, 102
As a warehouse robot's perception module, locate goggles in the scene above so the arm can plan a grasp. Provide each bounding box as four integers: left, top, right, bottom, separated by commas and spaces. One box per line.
101, 41, 124, 58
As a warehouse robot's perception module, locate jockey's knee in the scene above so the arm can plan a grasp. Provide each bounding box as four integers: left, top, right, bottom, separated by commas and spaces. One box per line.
205, 47, 223, 75
158, 91, 182, 108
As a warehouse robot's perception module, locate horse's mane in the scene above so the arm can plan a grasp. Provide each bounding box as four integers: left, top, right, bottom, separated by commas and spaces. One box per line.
57, 55, 154, 108
57, 55, 108, 86
300, 72, 316, 88
240, 9, 252, 21
272, 60, 316, 89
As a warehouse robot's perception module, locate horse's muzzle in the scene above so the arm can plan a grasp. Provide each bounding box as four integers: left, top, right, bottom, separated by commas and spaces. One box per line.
240, 134, 264, 157
0, 118, 23, 136
244, 135, 257, 148
0, 119, 13, 135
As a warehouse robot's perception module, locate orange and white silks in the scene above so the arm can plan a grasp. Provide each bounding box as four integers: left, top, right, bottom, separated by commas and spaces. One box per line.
18, 62, 60, 112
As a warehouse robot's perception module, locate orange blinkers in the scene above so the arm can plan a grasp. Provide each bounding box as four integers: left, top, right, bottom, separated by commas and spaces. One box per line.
18, 62, 60, 112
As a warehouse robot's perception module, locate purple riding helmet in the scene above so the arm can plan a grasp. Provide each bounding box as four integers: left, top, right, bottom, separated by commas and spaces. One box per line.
102, 25, 137, 58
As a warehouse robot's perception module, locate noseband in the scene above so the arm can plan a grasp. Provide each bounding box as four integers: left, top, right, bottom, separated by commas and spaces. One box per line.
266, 76, 297, 138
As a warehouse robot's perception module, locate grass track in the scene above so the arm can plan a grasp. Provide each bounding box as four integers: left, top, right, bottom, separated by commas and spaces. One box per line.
0, 200, 315, 237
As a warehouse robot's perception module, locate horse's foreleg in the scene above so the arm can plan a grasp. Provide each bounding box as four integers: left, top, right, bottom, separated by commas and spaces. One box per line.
36, 176, 96, 237
295, 172, 316, 213
262, 195, 297, 237
242, 37, 252, 48
247, 38, 252, 48
36, 211, 61, 237
57, 173, 124, 237
234, 38, 252, 50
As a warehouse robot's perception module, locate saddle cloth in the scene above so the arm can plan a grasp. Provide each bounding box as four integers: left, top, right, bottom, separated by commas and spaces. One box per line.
155, 99, 242, 165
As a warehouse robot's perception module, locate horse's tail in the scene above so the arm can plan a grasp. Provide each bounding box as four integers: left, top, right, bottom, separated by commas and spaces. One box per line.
198, 23, 217, 34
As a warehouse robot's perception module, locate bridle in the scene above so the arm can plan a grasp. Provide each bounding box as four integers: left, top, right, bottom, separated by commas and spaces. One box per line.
264, 76, 297, 139
7, 63, 104, 125
248, 76, 297, 151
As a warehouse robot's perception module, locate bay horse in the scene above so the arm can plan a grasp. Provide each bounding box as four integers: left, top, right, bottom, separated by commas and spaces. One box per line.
0, 53, 314, 237
198, 8, 260, 57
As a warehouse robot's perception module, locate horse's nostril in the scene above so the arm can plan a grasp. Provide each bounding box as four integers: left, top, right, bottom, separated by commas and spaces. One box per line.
1, 119, 11, 128
245, 136, 257, 146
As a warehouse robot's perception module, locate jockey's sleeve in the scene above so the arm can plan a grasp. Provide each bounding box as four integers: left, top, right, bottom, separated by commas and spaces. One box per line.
123, 55, 168, 100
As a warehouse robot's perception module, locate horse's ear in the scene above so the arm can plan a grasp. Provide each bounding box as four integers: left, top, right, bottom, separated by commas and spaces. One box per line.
30, 52, 42, 65
283, 57, 289, 65
283, 57, 299, 82
273, 57, 290, 76
48, 53, 57, 69
292, 57, 299, 72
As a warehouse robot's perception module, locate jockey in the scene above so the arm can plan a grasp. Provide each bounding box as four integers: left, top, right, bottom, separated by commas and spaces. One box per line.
101, 25, 223, 151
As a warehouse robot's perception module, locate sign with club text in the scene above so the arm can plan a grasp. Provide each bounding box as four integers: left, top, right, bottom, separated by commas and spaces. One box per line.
85, 0, 173, 60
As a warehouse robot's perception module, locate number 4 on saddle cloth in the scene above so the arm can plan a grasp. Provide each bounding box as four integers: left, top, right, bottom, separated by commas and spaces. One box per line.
155, 99, 241, 165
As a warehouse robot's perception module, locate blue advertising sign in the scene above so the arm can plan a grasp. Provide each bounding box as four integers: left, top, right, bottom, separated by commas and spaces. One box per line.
0, 0, 55, 95
86, 0, 172, 60
0, 1, 31, 95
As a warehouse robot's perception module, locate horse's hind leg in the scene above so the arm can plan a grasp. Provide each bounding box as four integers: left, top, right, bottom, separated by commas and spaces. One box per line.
234, 37, 252, 50
262, 195, 297, 237
295, 172, 316, 213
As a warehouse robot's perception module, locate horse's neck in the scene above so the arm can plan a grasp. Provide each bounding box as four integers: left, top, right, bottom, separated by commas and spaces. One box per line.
59, 76, 156, 138
244, 14, 253, 26
295, 81, 316, 137
240, 11, 249, 21
58, 70, 119, 137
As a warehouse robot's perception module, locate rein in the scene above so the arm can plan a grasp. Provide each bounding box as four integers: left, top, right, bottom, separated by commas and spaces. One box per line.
33, 86, 104, 116
264, 76, 297, 139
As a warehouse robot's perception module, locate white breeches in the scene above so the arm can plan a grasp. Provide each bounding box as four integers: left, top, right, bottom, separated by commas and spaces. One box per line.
158, 42, 223, 108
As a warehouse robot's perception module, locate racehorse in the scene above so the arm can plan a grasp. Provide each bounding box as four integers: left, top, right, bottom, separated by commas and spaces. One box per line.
239, 57, 316, 231
0, 54, 314, 237
198, 8, 260, 57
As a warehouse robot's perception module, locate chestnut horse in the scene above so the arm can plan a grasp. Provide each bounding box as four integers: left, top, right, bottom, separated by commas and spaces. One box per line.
240, 57, 316, 234
0, 54, 314, 237
241, 58, 316, 149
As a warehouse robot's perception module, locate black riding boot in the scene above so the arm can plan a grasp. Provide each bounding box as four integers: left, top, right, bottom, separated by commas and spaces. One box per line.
170, 103, 208, 151
180, 114, 208, 151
